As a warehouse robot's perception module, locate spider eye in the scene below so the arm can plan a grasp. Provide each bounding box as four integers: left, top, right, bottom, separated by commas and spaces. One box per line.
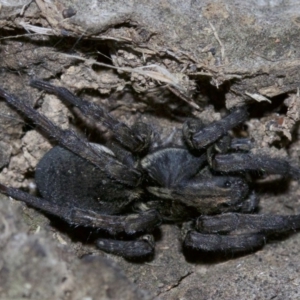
224, 181, 231, 188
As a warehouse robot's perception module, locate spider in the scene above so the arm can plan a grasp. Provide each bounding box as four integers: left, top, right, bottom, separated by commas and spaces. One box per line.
1, 79, 300, 260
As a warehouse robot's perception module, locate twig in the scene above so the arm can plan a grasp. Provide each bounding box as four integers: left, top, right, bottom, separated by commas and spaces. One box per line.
209, 22, 226, 63
167, 85, 200, 110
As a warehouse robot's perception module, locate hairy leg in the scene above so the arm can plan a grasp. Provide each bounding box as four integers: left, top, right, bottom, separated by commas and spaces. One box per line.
196, 212, 300, 234
212, 153, 300, 179
30, 80, 152, 153
184, 212, 300, 253
184, 231, 265, 253
96, 235, 155, 259
0, 183, 161, 235
0, 87, 140, 186
183, 106, 248, 150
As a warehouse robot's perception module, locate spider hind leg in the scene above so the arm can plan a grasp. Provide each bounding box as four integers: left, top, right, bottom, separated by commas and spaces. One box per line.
184, 212, 300, 253
96, 235, 155, 259
0, 183, 161, 236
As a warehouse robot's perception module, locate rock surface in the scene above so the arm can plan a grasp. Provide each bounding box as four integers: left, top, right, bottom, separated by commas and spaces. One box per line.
1, 1, 300, 299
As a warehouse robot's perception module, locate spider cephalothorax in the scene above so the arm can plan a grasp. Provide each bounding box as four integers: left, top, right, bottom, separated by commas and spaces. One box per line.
1, 80, 300, 259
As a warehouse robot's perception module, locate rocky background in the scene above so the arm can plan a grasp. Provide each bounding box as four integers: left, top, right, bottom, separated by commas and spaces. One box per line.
1, 1, 300, 299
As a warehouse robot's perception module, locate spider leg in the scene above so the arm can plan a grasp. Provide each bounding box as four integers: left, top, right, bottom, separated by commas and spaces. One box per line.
238, 191, 260, 213
210, 136, 253, 155
230, 137, 253, 152
183, 106, 248, 150
147, 175, 250, 215
0, 183, 161, 235
207, 136, 253, 167
184, 231, 265, 252
184, 212, 300, 253
0, 87, 140, 186
196, 213, 300, 234
30, 80, 152, 153
212, 153, 300, 179
96, 235, 155, 259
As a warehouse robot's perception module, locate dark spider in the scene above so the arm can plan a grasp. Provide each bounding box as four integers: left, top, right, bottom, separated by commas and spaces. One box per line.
1, 80, 300, 260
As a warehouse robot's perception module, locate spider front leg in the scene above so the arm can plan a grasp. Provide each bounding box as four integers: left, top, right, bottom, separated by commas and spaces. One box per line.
0, 87, 140, 186
30, 80, 153, 153
184, 212, 300, 253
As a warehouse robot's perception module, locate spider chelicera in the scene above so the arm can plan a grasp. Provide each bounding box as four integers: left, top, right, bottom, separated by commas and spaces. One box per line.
1, 79, 300, 259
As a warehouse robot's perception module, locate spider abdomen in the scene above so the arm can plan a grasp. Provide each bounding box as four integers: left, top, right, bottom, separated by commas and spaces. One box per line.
35, 146, 141, 215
